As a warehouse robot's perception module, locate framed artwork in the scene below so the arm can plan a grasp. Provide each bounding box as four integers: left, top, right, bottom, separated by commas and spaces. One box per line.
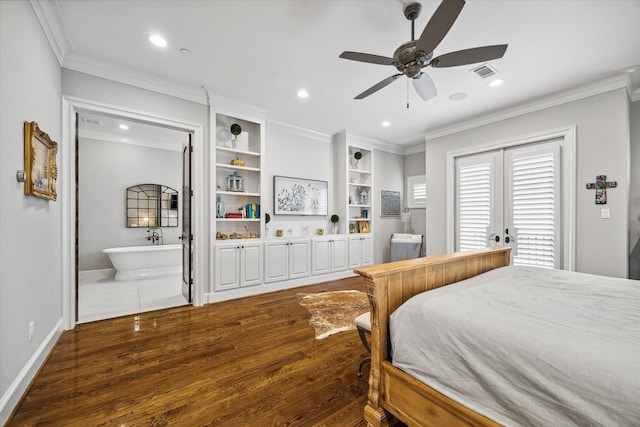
24, 121, 58, 201
358, 221, 370, 233
274, 175, 328, 216
380, 190, 401, 216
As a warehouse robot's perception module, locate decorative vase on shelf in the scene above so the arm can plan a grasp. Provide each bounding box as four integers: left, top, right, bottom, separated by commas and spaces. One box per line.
216, 196, 226, 218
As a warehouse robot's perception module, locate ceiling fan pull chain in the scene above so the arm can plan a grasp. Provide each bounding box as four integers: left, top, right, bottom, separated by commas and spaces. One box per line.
407, 78, 410, 109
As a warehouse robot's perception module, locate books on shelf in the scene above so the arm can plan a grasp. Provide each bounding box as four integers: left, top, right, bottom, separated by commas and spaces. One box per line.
228, 203, 260, 219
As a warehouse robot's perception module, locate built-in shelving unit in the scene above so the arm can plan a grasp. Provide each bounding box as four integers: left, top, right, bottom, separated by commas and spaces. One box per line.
333, 132, 374, 268
213, 112, 265, 240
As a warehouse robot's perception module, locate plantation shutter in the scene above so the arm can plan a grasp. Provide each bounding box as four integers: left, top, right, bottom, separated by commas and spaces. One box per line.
407, 175, 426, 208
455, 153, 499, 251
505, 144, 560, 269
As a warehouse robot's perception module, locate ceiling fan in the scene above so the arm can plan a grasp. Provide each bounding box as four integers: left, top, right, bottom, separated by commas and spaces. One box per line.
339, 0, 508, 102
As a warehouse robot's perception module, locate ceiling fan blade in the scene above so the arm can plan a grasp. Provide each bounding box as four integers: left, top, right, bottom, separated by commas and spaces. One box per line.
339, 51, 395, 66
431, 44, 508, 68
355, 74, 403, 99
412, 73, 437, 101
416, 0, 465, 54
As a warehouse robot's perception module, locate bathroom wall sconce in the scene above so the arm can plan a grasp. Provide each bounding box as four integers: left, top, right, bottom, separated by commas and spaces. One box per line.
16, 170, 26, 182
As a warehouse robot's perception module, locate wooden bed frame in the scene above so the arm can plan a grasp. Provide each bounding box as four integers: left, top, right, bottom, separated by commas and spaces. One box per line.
354, 246, 511, 427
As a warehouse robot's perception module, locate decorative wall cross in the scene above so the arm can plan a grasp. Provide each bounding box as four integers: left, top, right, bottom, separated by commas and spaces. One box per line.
586, 175, 617, 204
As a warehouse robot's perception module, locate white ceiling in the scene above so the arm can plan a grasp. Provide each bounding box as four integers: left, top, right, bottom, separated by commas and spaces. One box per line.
51, 0, 640, 148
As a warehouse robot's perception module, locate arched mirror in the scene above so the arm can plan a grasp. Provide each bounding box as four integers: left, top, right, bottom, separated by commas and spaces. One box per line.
126, 184, 178, 227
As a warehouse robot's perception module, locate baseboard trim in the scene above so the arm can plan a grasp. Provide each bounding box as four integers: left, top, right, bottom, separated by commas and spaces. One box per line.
205, 271, 358, 304
0, 317, 64, 424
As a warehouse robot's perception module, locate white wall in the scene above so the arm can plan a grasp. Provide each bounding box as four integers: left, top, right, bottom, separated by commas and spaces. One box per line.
404, 148, 426, 250
264, 122, 336, 237
374, 150, 405, 264
0, 1, 63, 421
426, 89, 630, 278
79, 138, 182, 271
629, 100, 640, 278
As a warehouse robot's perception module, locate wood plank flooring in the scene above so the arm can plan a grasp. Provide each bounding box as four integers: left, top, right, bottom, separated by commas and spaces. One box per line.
8, 277, 372, 426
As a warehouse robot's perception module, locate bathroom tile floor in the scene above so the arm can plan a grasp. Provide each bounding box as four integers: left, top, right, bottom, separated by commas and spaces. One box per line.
78, 271, 187, 323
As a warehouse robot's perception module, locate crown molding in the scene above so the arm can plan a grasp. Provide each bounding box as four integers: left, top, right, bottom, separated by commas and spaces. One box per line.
332, 130, 405, 155
64, 52, 209, 105
268, 119, 333, 144
424, 73, 631, 141
30, 0, 73, 66
208, 91, 269, 121
403, 143, 426, 155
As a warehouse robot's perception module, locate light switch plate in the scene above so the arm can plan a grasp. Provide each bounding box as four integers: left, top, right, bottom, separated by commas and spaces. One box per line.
601, 208, 610, 219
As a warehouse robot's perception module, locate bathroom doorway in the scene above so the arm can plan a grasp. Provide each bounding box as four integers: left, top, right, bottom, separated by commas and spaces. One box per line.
76, 111, 192, 323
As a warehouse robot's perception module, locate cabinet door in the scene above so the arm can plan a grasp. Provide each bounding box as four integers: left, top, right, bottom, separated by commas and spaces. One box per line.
240, 243, 262, 287
289, 240, 311, 279
348, 238, 362, 269
312, 239, 332, 275
360, 236, 373, 266
264, 241, 288, 283
215, 245, 239, 290
331, 238, 348, 272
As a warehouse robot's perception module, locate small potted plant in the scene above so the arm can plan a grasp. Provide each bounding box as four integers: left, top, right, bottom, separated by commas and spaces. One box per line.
330, 214, 340, 234
353, 151, 362, 169
230, 123, 242, 149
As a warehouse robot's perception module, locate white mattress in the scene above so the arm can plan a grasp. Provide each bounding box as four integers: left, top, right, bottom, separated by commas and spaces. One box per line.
390, 266, 640, 426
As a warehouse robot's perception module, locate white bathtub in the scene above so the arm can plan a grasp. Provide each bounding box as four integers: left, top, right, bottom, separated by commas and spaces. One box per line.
102, 244, 182, 281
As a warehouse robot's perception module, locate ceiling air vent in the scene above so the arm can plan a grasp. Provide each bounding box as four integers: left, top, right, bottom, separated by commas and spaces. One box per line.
470, 63, 497, 79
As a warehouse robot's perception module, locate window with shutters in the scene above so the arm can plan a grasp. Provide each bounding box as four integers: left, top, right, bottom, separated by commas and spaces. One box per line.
407, 175, 426, 208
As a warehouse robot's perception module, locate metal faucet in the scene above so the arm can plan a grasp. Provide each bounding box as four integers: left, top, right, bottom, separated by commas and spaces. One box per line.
146, 227, 163, 245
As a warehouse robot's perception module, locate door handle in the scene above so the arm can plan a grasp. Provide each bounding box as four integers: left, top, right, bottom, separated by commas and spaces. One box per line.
488, 233, 500, 243
504, 228, 515, 244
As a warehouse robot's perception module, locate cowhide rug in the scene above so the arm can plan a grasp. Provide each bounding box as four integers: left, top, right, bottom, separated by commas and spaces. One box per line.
296, 290, 369, 339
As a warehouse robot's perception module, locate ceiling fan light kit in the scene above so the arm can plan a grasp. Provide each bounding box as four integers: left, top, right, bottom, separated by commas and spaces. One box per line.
339, 0, 508, 104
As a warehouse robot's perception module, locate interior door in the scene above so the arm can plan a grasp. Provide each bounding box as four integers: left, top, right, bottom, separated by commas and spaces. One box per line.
181, 134, 193, 303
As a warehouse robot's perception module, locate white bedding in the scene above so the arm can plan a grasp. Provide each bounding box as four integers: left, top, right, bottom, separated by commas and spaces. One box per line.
390, 266, 640, 426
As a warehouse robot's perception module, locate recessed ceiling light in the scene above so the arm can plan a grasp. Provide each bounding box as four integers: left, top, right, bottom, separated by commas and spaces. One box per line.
149, 34, 167, 48
119, 124, 129, 130
488, 79, 504, 87
629, 68, 637, 73
297, 89, 309, 98
120, 138, 129, 142
180, 48, 191, 54
449, 92, 468, 101
381, 121, 391, 127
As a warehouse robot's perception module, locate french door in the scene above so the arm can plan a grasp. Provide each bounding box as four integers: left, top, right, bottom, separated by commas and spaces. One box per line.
455, 141, 561, 269
182, 134, 193, 303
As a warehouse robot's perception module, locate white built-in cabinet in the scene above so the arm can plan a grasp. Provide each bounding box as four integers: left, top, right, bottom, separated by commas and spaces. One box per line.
212, 108, 266, 291
311, 235, 348, 275
264, 239, 311, 283
348, 235, 373, 269
211, 120, 377, 295
214, 241, 263, 290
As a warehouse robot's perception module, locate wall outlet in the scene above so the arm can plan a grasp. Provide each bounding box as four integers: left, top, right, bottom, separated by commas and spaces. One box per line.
29, 321, 34, 342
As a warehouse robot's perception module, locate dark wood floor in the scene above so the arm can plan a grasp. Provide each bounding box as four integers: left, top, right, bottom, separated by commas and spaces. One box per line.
8, 277, 371, 426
